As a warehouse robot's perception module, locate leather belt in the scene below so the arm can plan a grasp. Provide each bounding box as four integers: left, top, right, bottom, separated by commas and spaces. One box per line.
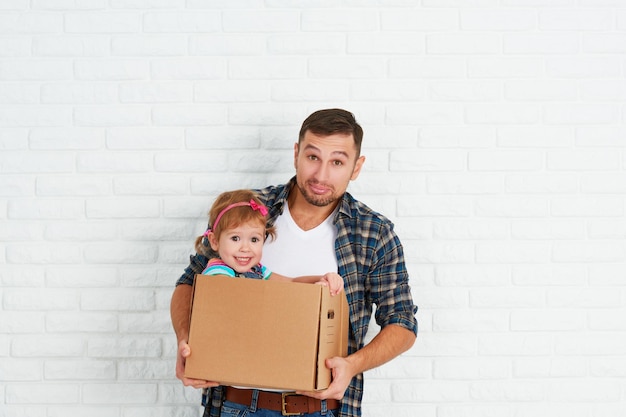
224, 387, 340, 416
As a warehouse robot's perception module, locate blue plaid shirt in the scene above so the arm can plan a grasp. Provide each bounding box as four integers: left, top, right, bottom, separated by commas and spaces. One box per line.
176, 178, 418, 417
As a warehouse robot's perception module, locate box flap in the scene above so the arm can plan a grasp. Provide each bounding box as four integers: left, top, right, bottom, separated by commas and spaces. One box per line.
316, 287, 349, 389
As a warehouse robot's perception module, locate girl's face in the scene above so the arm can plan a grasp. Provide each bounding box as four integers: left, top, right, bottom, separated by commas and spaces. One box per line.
208, 220, 265, 274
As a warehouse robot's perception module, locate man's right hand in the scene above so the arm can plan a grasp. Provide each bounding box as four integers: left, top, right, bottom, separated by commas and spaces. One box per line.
176, 340, 219, 389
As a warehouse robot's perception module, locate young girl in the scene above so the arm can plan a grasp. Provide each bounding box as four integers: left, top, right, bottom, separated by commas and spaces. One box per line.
194, 189, 344, 295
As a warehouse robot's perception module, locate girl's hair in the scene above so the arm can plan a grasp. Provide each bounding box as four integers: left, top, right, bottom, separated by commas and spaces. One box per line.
194, 189, 275, 256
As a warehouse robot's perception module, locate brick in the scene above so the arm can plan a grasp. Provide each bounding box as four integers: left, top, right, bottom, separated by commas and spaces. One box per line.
390, 57, 467, 79
87, 337, 162, 358
225, 10, 299, 32
427, 33, 501, 54
151, 57, 226, 80
504, 33, 579, 54
65, 12, 141, 33
86, 198, 160, 219
540, 9, 614, 30
112, 35, 188, 56
468, 56, 544, 78
3, 288, 78, 311
45, 359, 116, 380
267, 33, 344, 55
6, 383, 79, 404
6, 243, 82, 264
301, 9, 378, 31
36, 175, 111, 196
83, 243, 158, 264
461, 9, 537, 30
107, 127, 182, 150
381, 9, 458, 30
41, 82, 118, 104
75, 59, 149, 80
33, 35, 109, 57
0, 83, 39, 104
46, 312, 117, 333
82, 383, 157, 404
74, 106, 150, 127
11, 335, 84, 357
546, 56, 622, 78
143, 11, 220, 32
192, 34, 266, 55
0, 12, 63, 33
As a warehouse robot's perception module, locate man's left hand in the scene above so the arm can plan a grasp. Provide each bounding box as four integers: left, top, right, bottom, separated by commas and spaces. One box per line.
297, 356, 353, 400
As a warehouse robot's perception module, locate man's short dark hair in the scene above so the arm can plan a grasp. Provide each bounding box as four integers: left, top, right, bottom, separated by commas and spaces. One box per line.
298, 108, 363, 155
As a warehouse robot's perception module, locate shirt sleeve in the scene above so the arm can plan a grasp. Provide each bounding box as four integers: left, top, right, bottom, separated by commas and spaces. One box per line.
202, 259, 236, 277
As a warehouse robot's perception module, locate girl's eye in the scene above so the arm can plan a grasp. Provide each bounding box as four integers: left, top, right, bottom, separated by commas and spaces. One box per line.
251, 237, 260, 243
230, 236, 240, 242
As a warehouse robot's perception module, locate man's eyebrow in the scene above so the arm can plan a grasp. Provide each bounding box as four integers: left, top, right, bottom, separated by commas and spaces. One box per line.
303, 144, 349, 158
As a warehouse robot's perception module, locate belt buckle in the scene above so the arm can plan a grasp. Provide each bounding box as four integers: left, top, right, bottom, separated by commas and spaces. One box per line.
281, 392, 301, 416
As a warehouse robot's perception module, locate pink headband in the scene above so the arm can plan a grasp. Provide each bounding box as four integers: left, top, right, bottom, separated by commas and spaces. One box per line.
204, 199, 268, 236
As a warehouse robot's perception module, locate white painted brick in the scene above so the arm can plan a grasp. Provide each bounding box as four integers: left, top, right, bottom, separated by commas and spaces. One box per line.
476, 242, 551, 263
75, 59, 150, 80
65, 12, 141, 33
548, 150, 620, 171
192, 34, 266, 55
419, 126, 495, 148
540, 9, 614, 30
428, 173, 502, 194
107, 127, 182, 150
267, 33, 344, 55
46, 266, 118, 287
387, 103, 464, 125
461, 9, 537, 30
390, 57, 467, 79
33, 35, 110, 57
546, 56, 622, 78
154, 151, 229, 172
45, 359, 116, 380
427, 33, 500, 54
82, 383, 157, 404
83, 243, 158, 264
0, 106, 72, 127
143, 11, 220, 32
112, 35, 188, 56
74, 106, 150, 127
468, 56, 544, 78
511, 308, 586, 331
381, 9, 458, 30
29, 127, 104, 150
506, 173, 578, 194
152, 104, 226, 126
511, 219, 584, 239
0, 12, 63, 33
0, 358, 42, 381
435, 265, 511, 287
588, 219, 626, 238
8, 199, 84, 219
470, 287, 545, 308
547, 287, 621, 308
196, 81, 269, 102
545, 103, 619, 125
0, 83, 39, 104
36, 175, 111, 196
0, 176, 35, 197
504, 33, 579, 54
46, 312, 117, 333
438, 405, 511, 417
32, 0, 108, 10
470, 380, 546, 401
398, 195, 471, 217
225, 9, 299, 32
505, 80, 578, 101
6, 384, 79, 404
478, 333, 552, 356
150, 57, 226, 80
466, 104, 542, 125
6, 243, 82, 264
0, 128, 28, 149
348, 33, 425, 55
514, 357, 586, 378
429, 80, 501, 102
0, 36, 31, 57
469, 150, 543, 171
11, 335, 84, 357
41, 82, 118, 104
498, 126, 573, 147
392, 381, 470, 402
48, 406, 121, 417
405, 242, 475, 264
113, 175, 189, 195
513, 264, 586, 286
308, 57, 385, 79
434, 357, 511, 379
553, 241, 626, 263
433, 309, 509, 332
475, 196, 548, 217
583, 33, 626, 53
3, 289, 78, 311
85, 198, 159, 219
551, 196, 623, 217
580, 79, 626, 101
0, 267, 45, 287
301, 9, 378, 31
119, 312, 171, 334
87, 337, 162, 358
119, 359, 172, 380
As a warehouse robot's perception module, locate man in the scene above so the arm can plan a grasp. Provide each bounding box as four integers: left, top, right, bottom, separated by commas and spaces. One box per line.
171, 108, 418, 417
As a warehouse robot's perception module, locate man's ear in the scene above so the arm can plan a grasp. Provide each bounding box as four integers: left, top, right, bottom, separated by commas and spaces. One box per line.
207, 232, 219, 251
293, 142, 299, 170
350, 155, 366, 181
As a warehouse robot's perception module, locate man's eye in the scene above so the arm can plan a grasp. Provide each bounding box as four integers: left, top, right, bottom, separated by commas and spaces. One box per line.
308, 155, 318, 161
332, 160, 343, 166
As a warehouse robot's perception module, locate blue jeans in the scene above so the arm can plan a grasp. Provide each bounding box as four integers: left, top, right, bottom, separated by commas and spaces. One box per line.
221, 396, 337, 417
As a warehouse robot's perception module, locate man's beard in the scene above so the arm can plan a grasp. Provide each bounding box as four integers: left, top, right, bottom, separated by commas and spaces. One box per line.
297, 180, 338, 207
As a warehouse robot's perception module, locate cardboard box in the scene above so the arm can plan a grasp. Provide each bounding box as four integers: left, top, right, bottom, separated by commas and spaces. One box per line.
185, 274, 349, 391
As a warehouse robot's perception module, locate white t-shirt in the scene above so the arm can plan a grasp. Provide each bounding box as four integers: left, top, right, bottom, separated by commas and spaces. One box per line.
262, 201, 339, 277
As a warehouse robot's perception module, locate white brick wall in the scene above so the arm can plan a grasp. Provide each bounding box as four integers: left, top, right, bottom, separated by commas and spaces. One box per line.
1, 2, 625, 417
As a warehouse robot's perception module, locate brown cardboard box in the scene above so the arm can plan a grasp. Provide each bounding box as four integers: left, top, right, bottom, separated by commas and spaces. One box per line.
184, 274, 349, 391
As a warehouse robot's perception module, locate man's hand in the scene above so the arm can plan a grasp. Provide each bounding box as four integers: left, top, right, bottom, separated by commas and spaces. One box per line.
296, 356, 353, 400
176, 340, 219, 389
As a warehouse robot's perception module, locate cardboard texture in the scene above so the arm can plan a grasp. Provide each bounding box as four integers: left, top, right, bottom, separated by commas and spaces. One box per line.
185, 274, 349, 391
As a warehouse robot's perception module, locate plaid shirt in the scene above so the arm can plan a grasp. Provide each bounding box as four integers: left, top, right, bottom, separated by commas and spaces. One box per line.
176, 178, 418, 417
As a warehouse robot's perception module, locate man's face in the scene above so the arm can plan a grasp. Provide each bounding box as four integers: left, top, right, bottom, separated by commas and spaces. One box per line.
294, 131, 365, 207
